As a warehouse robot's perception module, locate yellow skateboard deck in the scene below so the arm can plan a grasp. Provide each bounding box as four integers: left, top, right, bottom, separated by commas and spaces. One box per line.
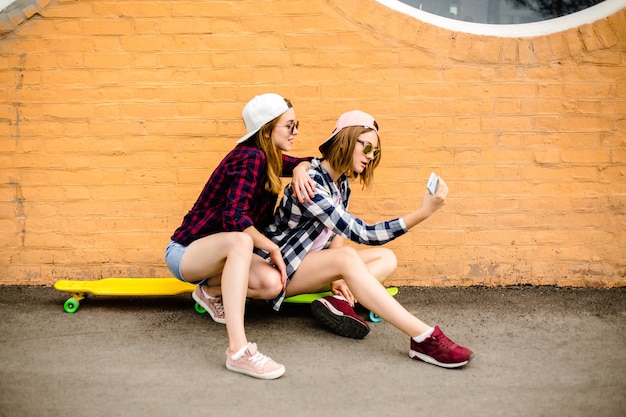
54, 277, 196, 313
283, 286, 398, 322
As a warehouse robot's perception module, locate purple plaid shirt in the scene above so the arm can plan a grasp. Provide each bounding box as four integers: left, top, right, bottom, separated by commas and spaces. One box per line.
171, 144, 310, 246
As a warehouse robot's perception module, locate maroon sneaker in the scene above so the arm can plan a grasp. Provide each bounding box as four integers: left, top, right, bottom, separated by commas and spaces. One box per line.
311, 295, 370, 339
409, 325, 474, 368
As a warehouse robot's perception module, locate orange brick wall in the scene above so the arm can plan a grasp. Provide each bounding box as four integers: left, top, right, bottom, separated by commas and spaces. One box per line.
1, 0, 624, 287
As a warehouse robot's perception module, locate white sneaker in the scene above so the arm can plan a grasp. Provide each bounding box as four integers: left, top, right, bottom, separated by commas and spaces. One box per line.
192, 286, 225, 324
226, 343, 285, 380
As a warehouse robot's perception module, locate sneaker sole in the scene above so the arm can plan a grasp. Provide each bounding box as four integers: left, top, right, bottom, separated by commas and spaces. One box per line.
311, 299, 370, 339
409, 350, 474, 369
226, 362, 286, 380
192, 291, 226, 324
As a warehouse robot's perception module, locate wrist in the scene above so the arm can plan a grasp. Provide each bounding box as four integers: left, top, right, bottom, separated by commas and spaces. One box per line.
268, 244, 281, 255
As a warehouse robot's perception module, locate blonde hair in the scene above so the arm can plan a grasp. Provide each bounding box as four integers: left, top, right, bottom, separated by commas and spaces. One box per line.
319, 126, 381, 188
251, 99, 293, 194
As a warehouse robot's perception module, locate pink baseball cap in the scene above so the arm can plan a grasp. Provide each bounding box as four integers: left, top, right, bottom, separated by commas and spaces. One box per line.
237, 93, 290, 144
319, 110, 379, 150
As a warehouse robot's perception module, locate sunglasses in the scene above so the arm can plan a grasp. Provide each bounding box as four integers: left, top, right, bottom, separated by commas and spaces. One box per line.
357, 139, 380, 157
277, 121, 299, 134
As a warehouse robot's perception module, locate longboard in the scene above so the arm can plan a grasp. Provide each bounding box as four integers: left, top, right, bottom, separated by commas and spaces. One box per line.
54, 277, 197, 313
283, 287, 398, 322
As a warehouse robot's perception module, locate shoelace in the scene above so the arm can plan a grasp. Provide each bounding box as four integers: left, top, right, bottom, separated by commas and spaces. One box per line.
247, 350, 270, 368
201, 287, 225, 316
432, 334, 457, 350
212, 298, 225, 316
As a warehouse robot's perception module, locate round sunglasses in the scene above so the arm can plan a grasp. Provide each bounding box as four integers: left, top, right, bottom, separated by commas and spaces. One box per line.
357, 139, 380, 157
277, 121, 299, 134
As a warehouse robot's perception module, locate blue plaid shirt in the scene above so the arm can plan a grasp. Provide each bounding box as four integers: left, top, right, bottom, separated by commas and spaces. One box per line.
261, 158, 408, 310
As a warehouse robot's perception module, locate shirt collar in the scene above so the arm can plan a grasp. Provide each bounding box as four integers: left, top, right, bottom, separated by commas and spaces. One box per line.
312, 158, 347, 197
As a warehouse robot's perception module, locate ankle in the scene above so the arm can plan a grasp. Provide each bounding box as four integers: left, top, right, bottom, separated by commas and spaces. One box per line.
200, 285, 220, 299
228, 342, 250, 359
412, 326, 435, 343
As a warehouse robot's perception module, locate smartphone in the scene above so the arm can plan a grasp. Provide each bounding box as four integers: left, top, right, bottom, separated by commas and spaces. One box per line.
427, 172, 439, 195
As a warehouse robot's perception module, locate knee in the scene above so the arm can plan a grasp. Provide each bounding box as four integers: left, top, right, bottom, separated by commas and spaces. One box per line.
380, 248, 398, 273
227, 232, 254, 253
260, 274, 283, 299
337, 246, 363, 269
250, 267, 283, 300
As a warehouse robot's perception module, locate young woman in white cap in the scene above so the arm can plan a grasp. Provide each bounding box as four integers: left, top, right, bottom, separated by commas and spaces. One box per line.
260, 110, 474, 369
165, 93, 314, 379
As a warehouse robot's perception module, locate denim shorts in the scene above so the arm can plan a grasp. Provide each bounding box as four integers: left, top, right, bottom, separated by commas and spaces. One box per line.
165, 240, 187, 281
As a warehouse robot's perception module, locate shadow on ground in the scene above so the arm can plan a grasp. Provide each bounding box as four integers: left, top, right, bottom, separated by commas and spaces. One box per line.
0, 285, 624, 417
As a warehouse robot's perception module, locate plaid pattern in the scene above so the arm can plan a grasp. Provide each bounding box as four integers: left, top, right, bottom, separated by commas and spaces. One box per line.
171, 144, 309, 246
262, 158, 408, 310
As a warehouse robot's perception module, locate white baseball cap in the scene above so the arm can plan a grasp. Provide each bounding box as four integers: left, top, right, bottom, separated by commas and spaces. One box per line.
237, 93, 290, 144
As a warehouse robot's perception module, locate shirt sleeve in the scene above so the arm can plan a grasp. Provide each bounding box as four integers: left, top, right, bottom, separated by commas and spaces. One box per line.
222, 149, 264, 232
281, 154, 313, 176
300, 173, 408, 246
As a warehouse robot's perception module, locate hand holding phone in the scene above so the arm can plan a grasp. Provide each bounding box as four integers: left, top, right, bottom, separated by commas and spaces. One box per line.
427, 172, 439, 195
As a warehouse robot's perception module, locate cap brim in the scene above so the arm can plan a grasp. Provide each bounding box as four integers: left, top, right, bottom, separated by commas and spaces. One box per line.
236, 129, 259, 144
318, 129, 338, 152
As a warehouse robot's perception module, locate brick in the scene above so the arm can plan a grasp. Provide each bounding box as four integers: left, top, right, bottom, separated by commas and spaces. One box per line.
559, 115, 614, 132
481, 115, 534, 132
533, 149, 561, 164
450, 33, 471, 62
494, 99, 521, 114
118, 2, 170, 17
57, 53, 84, 68
560, 149, 610, 163
593, 18, 619, 49
466, 38, 492, 63
119, 35, 165, 51
496, 37, 517, 64
563, 29, 585, 57
41, 69, 91, 85
579, 23, 603, 53
548, 33, 571, 61
82, 19, 134, 36
518, 39, 536, 65
564, 82, 615, 98
538, 83, 564, 98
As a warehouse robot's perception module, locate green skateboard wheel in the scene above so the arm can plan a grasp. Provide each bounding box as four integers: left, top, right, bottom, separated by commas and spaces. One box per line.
63, 297, 80, 314
194, 302, 206, 314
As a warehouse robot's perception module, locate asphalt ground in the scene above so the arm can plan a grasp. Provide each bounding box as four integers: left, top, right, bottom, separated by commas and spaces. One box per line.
0, 285, 624, 417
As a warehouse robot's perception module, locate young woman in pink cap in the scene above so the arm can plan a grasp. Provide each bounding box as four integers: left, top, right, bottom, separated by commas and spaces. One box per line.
260, 110, 474, 369
165, 93, 314, 379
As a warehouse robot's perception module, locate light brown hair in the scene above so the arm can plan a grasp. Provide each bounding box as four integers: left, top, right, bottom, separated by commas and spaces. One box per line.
251, 98, 293, 194
319, 125, 381, 188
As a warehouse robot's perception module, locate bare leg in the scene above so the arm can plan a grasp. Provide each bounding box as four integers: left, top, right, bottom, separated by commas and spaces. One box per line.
189, 254, 283, 301
181, 232, 252, 352
358, 247, 397, 284
286, 246, 430, 337
247, 255, 284, 299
